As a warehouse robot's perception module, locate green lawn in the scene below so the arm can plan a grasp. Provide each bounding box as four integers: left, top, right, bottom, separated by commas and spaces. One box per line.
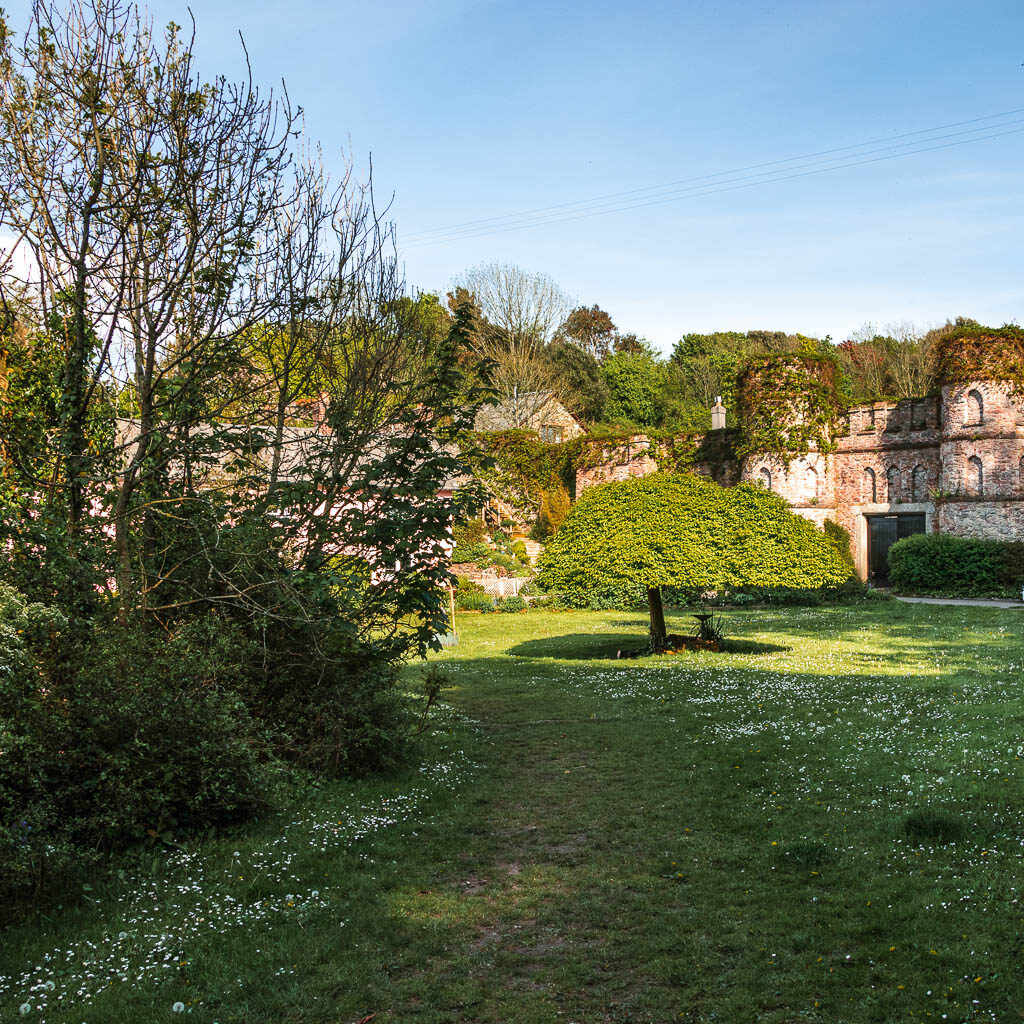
4, 602, 1024, 1023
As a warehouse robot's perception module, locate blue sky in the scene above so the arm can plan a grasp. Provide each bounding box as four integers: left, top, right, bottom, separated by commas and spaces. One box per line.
6, 0, 1024, 352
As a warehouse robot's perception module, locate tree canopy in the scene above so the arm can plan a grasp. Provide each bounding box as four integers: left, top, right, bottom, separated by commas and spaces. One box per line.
537, 473, 853, 642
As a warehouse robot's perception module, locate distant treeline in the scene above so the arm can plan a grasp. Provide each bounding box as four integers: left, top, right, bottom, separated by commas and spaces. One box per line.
418, 266, 968, 433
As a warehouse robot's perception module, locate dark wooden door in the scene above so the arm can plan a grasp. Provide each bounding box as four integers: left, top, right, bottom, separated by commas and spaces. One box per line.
868, 516, 898, 583
867, 514, 926, 584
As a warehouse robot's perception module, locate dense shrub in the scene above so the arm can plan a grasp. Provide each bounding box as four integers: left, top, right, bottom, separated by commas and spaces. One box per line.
0, 561, 420, 900
456, 591, 496, 612
258, 645, 407, 777
537, 472, 853, 606
532, 484, 571, 540
0, 585, 264, 898
455, 575, 485, 594
888, 533, 1024, 598
452, 519, 487, 546
66, 623, 265, 839
824, 519, 855, 568
451, 541, 491, 565
496, 595, 528, 613
140, 506, 416, 776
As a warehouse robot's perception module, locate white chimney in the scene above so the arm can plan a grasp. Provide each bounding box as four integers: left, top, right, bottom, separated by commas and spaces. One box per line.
711, 396, 726, 430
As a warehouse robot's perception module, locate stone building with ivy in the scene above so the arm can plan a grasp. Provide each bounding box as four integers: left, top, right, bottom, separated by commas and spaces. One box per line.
575, 325, 1024, 584
474, 391, 584, 443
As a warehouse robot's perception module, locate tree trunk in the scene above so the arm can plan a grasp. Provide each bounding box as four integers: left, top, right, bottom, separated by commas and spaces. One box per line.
647, 586, 667, 649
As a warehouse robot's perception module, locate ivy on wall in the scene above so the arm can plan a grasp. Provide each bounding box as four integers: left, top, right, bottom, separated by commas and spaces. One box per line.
735, 355, 845, 462
571, 428, 739, 476
476, 430, 578, 495
654, 428, 739, 474
463, 430, 583, 528
934, 323, 1024, 393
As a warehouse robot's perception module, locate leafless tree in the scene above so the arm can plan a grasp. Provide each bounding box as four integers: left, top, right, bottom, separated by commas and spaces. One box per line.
842, 321, 937, 402
0, 0, 487, 643
885, 320, 937, 400
457, 262, 570, 427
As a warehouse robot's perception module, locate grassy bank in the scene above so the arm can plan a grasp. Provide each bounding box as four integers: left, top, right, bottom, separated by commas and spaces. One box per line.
3, 603, 1024, 1022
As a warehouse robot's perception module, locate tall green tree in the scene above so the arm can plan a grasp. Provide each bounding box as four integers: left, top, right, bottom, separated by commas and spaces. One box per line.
545, 339, 608, 423
601, 350, 667, 427
562, 304, 617, 360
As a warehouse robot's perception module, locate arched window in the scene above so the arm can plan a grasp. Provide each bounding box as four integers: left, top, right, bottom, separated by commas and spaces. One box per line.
806, 465, 819, 501
966, 389, 984, 425
967, 455, 984, 496
886, 466, 900, 504
911, 465, 928, 502
759, 466, 772, 491
863, 467, 876, 503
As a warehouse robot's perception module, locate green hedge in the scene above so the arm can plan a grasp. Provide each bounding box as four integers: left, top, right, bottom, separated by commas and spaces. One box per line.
536, 472, 853, 605
888, 533, 1024, 599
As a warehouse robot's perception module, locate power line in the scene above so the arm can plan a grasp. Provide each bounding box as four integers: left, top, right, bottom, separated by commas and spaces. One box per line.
400, 108, 1024, 250
403, 105, 1024, 239
407, 124, 1024, 247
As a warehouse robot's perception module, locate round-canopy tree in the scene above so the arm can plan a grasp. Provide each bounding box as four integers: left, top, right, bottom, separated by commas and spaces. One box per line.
537, 473, 853, 647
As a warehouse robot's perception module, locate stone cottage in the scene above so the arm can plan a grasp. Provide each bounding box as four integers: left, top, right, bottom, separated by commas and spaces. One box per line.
474, 391, 584, 443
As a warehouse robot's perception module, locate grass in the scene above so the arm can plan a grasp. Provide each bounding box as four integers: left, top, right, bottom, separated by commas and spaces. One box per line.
4, 601, 1024, 1022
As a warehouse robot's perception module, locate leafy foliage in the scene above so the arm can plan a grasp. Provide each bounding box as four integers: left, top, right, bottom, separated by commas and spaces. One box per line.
545, 339, 609, 422
888, 533, 1024, 599
834, 322, 942, 404
933, 320, 1024, 394
455, 590, 495, 612
467, 429, 582, 528
653, 428, 739, 475
561, 304, 618, 360
601, 351, 667, 427
665, 330, 830, 431
534, 484, 571, 540
824, 519, 855, 568
452, 540, 492, 565
536, 472, 853, 605
0, 585, 263, 898
0, 0, 492, 910
736, 355, 845, 460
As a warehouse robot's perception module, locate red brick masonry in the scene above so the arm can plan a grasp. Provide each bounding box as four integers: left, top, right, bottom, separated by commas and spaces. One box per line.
576, 381, 1024, 580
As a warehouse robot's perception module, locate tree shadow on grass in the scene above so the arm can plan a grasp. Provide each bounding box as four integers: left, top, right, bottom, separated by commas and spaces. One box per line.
721, 637, 791, 655
508, 634, 790, 661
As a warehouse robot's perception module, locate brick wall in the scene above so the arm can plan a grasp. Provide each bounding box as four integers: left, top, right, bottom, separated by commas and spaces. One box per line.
573, 380, 1024, 579
575, 436, 659, 493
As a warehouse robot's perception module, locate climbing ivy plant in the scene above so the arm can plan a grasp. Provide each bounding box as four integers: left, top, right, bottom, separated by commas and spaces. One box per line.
934, 323, 1024, 394
735, 355, 845, 462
